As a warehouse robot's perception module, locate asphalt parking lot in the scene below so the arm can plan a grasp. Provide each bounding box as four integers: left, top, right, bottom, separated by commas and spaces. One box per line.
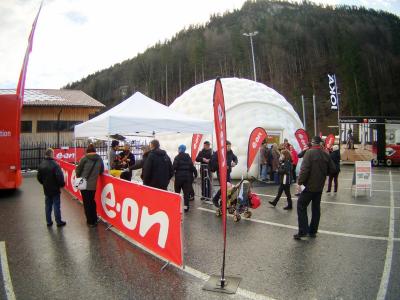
0, 165, 398, 299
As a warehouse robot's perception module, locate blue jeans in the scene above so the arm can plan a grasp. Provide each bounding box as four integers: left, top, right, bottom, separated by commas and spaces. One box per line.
45, 194, 62, 224
260, 164, 268, 180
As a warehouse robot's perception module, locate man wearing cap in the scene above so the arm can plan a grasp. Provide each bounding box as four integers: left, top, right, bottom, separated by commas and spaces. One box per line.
173, 145, 198, 212
196, 141, 213, 200
109, 140, 120, 170
37, 148, 66, 227
294, 136, 336, 240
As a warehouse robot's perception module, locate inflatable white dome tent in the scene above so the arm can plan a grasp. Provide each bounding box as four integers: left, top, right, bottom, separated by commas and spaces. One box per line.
161, 78, 303, 179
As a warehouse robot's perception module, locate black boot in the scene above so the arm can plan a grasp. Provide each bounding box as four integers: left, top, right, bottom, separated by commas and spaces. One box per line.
268, 200, 277, 207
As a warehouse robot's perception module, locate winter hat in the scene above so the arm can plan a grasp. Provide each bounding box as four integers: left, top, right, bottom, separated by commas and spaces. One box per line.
178, 144, 186, 153
311, 136, 322, 145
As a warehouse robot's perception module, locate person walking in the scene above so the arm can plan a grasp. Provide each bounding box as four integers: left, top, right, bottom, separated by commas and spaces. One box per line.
173, 145, 198, 212
37, 148, 66, 227
269, 149, 293, 210
290, 145, 299, 183
76, 144, 104, 227
327, 145, 341, 193
294, 136, 336, 240
196, 141, 212, 200
142, 139, 173, 190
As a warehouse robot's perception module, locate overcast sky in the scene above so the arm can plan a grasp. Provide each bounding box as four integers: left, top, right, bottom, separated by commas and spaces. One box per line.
1, 0, 399, 89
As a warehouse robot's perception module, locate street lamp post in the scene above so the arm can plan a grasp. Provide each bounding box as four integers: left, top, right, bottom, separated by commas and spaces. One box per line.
243, 31, 258, 81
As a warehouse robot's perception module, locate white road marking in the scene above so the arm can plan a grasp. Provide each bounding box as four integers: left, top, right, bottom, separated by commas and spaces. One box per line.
255, 193, 400, 209
183, 266, 276, 300
0, 241, 16, 300
106, 220, 275, 300
197, 207, 400, 242
376, 171, 395, 300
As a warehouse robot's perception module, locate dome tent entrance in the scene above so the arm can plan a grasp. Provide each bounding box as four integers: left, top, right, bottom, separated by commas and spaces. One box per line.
74, 91, 213, 139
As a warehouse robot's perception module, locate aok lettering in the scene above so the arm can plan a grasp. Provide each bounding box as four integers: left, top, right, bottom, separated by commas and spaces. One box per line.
101, 183, 169, 249
328, 74, 338, 110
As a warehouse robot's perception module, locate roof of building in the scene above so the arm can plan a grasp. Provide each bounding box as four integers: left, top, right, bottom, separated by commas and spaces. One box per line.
0, 89, 105, 108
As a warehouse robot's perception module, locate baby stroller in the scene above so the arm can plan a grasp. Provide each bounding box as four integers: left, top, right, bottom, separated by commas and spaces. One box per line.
213, 179, 259, 222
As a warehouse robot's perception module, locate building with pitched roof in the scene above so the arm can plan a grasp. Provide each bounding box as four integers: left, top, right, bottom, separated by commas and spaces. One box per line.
0, 89, 105, 146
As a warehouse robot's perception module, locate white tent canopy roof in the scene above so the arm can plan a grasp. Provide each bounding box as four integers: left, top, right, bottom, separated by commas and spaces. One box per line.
74, 92, 213, 138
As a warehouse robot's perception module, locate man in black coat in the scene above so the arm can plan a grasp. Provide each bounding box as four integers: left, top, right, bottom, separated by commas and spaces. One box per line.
142, 139, 173, 190
209, 140, 238, 183
174, 145, 198, 212
195, 141, 212, 200
37, 148, 66, 227
294, 136, 336, 240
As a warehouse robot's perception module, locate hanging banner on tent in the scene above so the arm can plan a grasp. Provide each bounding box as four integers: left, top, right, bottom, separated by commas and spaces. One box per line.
191, 134, 203, 162
213, 78, 228, 282
247, 127, 268, 171
295, 128, 310, 151
328, 74, 339, 111
57, 159, 183, 267
325, 134, 335, 150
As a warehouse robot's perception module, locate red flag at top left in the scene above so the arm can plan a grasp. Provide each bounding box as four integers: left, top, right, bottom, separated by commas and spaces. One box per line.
16, 1, 43, 107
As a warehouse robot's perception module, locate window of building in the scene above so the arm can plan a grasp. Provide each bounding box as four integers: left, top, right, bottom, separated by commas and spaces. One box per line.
37, 120, 82, 133
21, 121, 32, 133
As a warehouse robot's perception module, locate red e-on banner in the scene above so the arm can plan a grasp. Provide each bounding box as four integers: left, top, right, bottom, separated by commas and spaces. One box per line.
247, 127, 268, 171
57, 160, 183, 267
191, 134, 203, 163
213, 78, 228, 284
295, 128, 310, 151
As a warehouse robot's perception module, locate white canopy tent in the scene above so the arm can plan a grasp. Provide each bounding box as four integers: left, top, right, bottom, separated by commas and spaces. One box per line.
74, 92, 213, 139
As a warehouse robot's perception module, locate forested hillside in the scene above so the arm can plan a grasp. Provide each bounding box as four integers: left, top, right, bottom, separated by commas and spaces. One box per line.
65, 0, 400, 132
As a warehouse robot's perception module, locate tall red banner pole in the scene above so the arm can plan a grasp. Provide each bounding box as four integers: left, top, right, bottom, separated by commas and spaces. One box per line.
203, 78, 240, 294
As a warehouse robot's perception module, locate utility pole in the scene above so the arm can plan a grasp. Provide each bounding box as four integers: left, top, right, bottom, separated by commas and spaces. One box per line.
313, 94, 317, 136
243, 31, 258, 81
301, 95, 306, 130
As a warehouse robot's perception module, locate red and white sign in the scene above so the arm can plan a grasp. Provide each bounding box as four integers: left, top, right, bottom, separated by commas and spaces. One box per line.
213, 78, 228, 252
247, 127, 268, 171
54, 148, 85, 163
191, 134, 203, 163
325, 134, 335, 150
295, 128, 310, 151
57, 160, 183, 266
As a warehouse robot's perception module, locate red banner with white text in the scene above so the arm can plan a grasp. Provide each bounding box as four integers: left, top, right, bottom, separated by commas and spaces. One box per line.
57, 160, 183, 267
247, 127, 268, 171
191, 134, 203, 163
54, 148, 85, 164
213, 78, 228, 279
295, 128, 310, 151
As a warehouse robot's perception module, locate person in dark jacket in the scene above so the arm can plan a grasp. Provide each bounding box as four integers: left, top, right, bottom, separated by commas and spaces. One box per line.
109, 140, 120, 170
37, 148, 66, 227
195, 141, 212, 200
269, 149, 293, 210
327, 145, 341, 193
119, 144, 135, 181
142, 139, 173, 190
294, 136, 336, 240
173, 145, 198, 212
209, 140, 238, 183
76, 144, 104, 227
